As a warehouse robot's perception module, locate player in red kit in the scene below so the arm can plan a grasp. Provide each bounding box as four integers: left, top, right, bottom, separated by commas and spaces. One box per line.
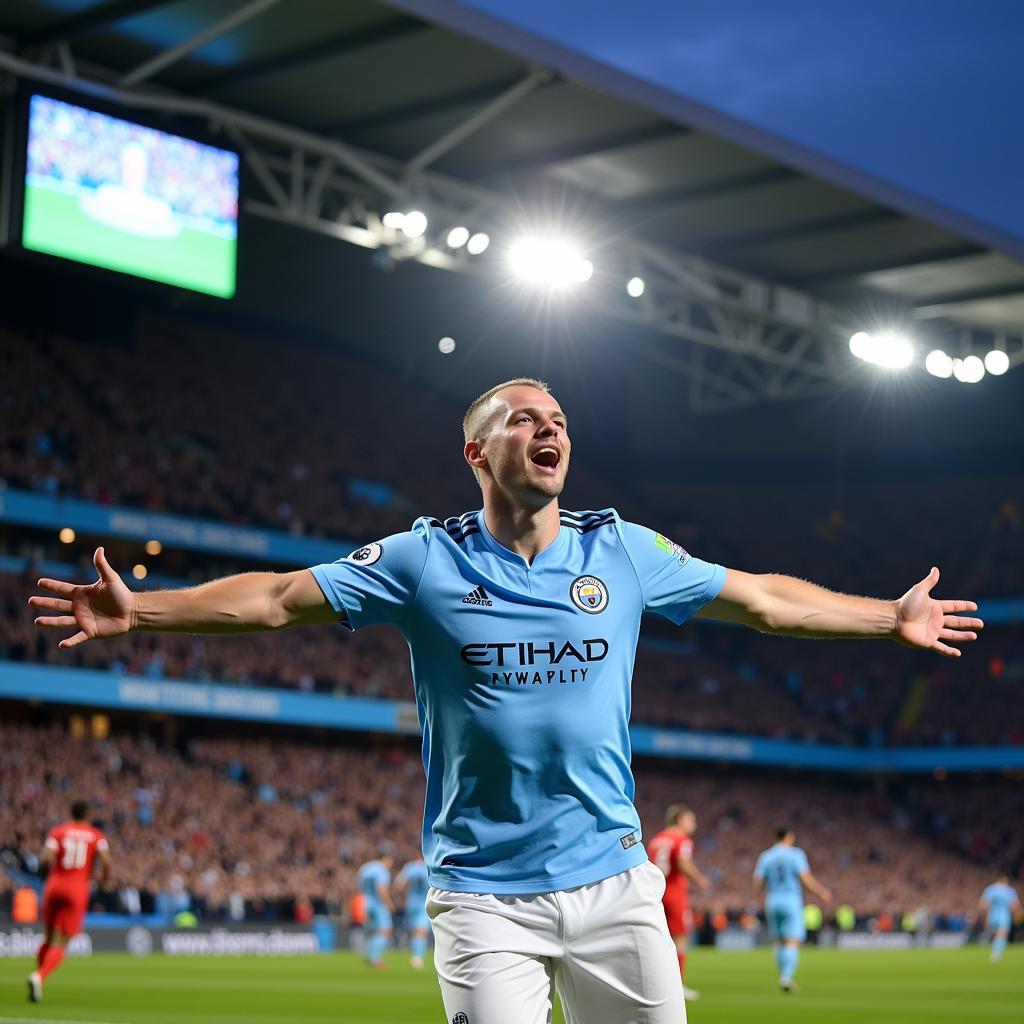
27, 799, 111, 1003
648, 804, 710, 1001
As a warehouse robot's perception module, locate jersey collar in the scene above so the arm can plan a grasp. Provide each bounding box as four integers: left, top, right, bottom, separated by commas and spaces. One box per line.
477, 510, 568, 569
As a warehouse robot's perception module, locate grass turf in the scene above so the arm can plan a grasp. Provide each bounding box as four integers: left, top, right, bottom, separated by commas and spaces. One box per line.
0, 947, 1018, 1024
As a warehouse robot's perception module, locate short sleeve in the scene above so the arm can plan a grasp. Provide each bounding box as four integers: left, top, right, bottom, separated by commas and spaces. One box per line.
308, 525, 429, 631
753, 853, 766, 879
794, 849, 810, 874
44, 834, 59, 852
619, 521, 726, 624
97, 836, 109, 852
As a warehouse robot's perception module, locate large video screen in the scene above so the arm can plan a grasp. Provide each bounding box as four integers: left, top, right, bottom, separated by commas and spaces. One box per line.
22, 94, 239, 298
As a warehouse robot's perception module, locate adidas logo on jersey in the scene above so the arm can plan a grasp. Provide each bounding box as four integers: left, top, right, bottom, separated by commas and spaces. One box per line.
461, 585, 493, 607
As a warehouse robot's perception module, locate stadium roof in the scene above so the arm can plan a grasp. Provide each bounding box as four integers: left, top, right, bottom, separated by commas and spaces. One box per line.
1, 0, 1021, 408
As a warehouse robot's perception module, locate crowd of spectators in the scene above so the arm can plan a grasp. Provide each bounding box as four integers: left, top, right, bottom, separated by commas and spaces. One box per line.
0, 723, 1014, 926
1, 319, 1021, 746
2, 564, 1020, 746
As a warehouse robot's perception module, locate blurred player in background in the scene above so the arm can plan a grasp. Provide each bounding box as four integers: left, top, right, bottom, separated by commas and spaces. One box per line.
648, 805, 710, 1001
979, 874, 1021, 962
395, 856, 431, 969
27, 799, 110, 1003
356, 850, 394, 969
754, 828, 831, 994
30, 378, 983, 1024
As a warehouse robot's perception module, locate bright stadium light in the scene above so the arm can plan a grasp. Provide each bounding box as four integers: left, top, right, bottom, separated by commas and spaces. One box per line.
59, 527, 75, 544
952, 355, 985, 383
849, 330, 913, 369
466, 232, 490, 255
627, 276, 645, 298
402, 210, 428, 238
509, 237, 593, 287
132, 564, 148, 580
925, 350, 954, 378
382, 211, 405, 230
145, 539, 163, 555
446, 226, 470, 249
849, 331, 872, 360
438, 336, 456, 354
985, 349, 1009, 375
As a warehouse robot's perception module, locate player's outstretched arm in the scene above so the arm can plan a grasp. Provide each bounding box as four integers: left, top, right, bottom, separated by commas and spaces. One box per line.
695, 565, 982, 658
29, 546, 337, 649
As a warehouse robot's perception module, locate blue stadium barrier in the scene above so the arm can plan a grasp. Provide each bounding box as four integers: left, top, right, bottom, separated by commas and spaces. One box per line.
2, 661, 1021, 773
0, 486, 350, 566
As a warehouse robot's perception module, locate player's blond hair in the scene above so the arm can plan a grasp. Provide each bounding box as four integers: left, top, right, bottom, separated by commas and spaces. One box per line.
666, 804, 693, 827
462, 377, 551, 486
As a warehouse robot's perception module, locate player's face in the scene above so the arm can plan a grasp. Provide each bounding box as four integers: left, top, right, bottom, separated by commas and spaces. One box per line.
477, 386, 571, 508
681, 812, 697, 835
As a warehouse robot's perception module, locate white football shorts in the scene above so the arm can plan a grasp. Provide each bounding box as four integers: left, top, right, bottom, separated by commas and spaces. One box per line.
427, 860, 685, 1024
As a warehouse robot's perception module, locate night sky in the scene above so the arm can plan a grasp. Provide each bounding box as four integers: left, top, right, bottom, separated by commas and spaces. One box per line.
462, 0, 1022, 241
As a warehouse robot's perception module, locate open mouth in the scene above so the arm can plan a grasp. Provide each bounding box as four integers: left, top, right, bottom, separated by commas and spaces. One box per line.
530, 447, 561, 470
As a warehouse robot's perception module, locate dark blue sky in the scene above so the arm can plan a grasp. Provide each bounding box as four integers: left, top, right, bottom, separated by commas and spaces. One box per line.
462, 0, 1022, 241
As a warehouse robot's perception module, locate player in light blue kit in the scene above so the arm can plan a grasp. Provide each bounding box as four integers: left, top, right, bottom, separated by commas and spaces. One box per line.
979, 874, 1020, 962
356, 851, 394, 968
31, 378, 983, 1024
755, 828, 832, 993
396, 857, 431, 969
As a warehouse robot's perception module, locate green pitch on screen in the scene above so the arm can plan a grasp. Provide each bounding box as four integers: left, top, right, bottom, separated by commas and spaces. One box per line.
23, 185, 236, 299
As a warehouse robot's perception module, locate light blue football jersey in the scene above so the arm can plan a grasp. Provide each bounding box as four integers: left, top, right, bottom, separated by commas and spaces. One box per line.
356, 859, 391, 902
983, 882, 1020, 918
397, 859, 430, 914
310, 508, 725, 895
755, 844, 811, 903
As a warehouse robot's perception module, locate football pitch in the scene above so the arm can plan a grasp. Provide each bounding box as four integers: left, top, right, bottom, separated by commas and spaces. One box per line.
0, 948, 1019, 1024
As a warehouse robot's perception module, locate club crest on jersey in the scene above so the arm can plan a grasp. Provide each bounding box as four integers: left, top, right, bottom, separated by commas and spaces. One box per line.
570, 575, 609, 614
347, 542, 382, 566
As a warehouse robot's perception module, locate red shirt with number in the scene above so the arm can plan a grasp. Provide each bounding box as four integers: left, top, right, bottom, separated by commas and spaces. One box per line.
42, 822, 108, 936
648, 829, 694, 936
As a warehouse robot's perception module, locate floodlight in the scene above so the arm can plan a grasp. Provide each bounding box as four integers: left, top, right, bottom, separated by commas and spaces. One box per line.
466, 232, 490, 255
925, 350, 953, 378
446, 226, 470, 249
509, 237, 593, 287
627, 276, 645, 298
952, 355, 985, 383
984, 349, 1009, 376
438, 337, 456, 354
382, 211, 405, 229
403, 210, 428, 238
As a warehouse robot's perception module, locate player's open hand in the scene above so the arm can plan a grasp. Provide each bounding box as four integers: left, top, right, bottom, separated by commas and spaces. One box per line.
28, 547, 136, 649
894, 566, 983, 658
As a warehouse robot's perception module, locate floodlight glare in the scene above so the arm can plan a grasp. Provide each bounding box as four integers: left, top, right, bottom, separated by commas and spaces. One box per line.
402, 210, 428, 238
849, 332, 872, 360
627, 276, 645, 298
382, 211, 405, 230
984, 349, 1009, 376
925, 350, 953, 379
438, 336, 456, 354
509, 237, 593, 287
849, 330, 913, 369
952, 355, 985, 383
466, 232, 490, 255
446, 226, 470, 249
872, 331, 914, 369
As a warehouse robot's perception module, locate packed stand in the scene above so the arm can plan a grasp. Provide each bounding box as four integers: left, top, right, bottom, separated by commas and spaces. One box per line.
3, 566, 1021, 745
1, 723, 1014, 926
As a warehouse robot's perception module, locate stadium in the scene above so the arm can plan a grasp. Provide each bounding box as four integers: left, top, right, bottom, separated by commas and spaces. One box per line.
0, 3, 1022, 1023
